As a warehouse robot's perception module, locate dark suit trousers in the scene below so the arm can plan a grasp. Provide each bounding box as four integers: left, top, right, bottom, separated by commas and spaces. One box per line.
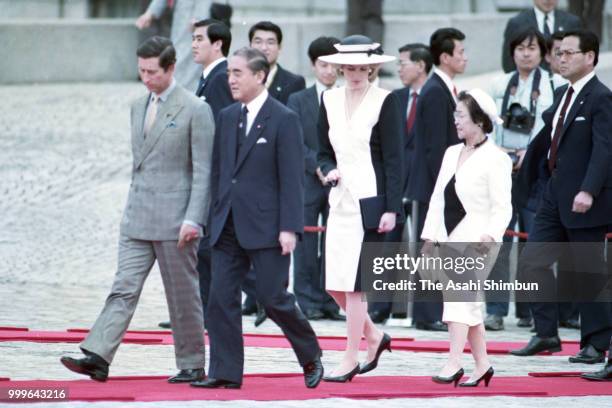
519, 183, 612, 350
412, 201, 444, 323
207, 214, 322, 384
293, 184, 337, 313
196, 235, 211, 325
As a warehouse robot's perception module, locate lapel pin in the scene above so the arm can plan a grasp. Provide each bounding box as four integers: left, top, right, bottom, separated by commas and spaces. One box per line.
256, 124, 262, 129
276, 86, 282, 92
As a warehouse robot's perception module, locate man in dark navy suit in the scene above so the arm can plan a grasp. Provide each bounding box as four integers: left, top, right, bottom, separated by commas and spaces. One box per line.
191, 47, 323, 389
502, 0, 581, 72
368, 42, 433, 324
249, 20, 306, 104
406, 28, 466, 332
511, 30, 612, 362
192, 18, 234, 120
242, 21, 307, 323
287, 36, 344, 322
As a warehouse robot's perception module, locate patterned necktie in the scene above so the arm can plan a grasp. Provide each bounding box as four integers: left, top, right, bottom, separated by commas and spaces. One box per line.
406, 91, 418, 132
143, 95, 158, 138
548, 86, 574, 172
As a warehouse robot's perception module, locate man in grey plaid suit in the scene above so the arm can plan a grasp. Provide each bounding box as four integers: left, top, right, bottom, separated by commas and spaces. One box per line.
60, 36, 214, 383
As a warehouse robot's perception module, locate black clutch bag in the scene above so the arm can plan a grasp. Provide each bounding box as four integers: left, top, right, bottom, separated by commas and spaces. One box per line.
358, 195, 386, 230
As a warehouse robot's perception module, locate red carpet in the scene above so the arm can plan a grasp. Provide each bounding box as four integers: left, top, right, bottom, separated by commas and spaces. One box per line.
2, 375, 611, 402
0, 327, 580, 355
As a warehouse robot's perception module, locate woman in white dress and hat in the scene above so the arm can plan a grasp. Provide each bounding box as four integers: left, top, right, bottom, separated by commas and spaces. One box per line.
317, 35, 403, 382
422, 89, 512, 387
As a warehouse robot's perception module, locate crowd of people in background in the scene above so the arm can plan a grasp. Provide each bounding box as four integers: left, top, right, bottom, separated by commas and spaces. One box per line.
59, 0, 612, 388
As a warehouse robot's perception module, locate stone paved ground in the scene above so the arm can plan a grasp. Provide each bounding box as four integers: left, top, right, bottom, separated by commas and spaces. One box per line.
1, 70, 612, 407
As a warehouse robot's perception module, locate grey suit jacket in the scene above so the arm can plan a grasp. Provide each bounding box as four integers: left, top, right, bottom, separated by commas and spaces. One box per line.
120, 84, 215, 241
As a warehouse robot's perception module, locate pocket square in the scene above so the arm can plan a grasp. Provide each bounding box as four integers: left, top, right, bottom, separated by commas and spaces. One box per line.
256, 137, 268, 144
575, 116, 586, 122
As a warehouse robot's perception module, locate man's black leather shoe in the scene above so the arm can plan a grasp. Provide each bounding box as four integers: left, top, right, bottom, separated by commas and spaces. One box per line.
560, 318, 580, 329
254, 304, 267, 327
304, 309, 325, 320
190, 378, 241, 389
581, 362, 612, 381
168, 368, 205, 383
509, 336, 561, 356
303, 357, 324, 388
569, 344, 605, 364
415, 321, 448, 332
369, 310, 390, 324
60, 352, 109, 382
323, 310, 346, 321
158, 321, 171, 329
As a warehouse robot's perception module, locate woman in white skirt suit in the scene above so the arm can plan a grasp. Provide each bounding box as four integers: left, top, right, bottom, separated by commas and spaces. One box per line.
317, 35, 403, 382
422, 89, 512, 387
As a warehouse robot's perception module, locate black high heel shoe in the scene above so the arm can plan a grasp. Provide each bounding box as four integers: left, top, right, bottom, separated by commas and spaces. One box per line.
359, 332, 392, 374
323, 364, 360, 383
459, 367, 494, 387
432, 368, 465, 387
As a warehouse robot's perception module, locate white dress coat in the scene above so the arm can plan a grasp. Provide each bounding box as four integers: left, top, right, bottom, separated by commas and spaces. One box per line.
421, 139, 513, 326
323, 86, 390, 291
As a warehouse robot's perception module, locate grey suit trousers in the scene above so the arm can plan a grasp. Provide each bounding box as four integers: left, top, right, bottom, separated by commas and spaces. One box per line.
80, 234, 205, 369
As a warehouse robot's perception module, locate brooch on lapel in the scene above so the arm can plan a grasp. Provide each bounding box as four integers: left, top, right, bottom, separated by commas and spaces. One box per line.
166, 121, 177, 128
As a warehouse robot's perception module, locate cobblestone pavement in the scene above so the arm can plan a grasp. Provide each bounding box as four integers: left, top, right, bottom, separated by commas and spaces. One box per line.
1, 77, 611, 407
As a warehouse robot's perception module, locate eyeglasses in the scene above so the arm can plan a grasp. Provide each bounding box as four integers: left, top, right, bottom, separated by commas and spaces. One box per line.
554, 50, 584, 58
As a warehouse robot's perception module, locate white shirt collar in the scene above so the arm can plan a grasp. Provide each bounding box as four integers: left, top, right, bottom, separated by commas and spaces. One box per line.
152, 78, 176, 103
243, 89, 269, 133
315, 80, 333, 104
265, 64, 279, 89
433, 67, 456, 98
533, 6, 554, 33
202, 57, 226, 79
568, 70, 595, 95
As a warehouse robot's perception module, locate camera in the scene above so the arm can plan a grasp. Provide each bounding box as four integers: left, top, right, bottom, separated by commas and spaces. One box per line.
502, 102, 535, 135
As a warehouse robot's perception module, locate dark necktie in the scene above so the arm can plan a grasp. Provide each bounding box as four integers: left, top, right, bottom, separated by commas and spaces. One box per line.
406, 91, 418, 133
543, 13, 551, 37
548, 86, 574, 172
236, 105, 249, 160
196, 75, 207, 97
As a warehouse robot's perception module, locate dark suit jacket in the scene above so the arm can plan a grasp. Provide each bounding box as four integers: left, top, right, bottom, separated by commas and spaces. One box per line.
268, 64, 306, 105
209, 95, 305, 249
392, 86, 414, 199
287, 85, 329, 206
406, 73, 459, 203
196, 60, 234, 121
516, 75, 612, 228
502, 8, 581, 73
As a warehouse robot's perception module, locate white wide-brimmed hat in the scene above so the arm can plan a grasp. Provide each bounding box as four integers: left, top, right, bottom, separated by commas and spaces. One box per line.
466, 88, 504, 126
319, 35, 396, 65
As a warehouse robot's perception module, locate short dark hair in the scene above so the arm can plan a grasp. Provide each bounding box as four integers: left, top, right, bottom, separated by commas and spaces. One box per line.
136, 36, 176, 71
546, 31, 566, 53
509, 27, 547, 60
248, 21, 283, 45
233, 47, 270, 83
307, 36, 339, 64
398, 43, 433, 74
430, 27, 465, 66
563, 29, 599, 66
457, 91, 493, 133
193, 18, 232, 57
